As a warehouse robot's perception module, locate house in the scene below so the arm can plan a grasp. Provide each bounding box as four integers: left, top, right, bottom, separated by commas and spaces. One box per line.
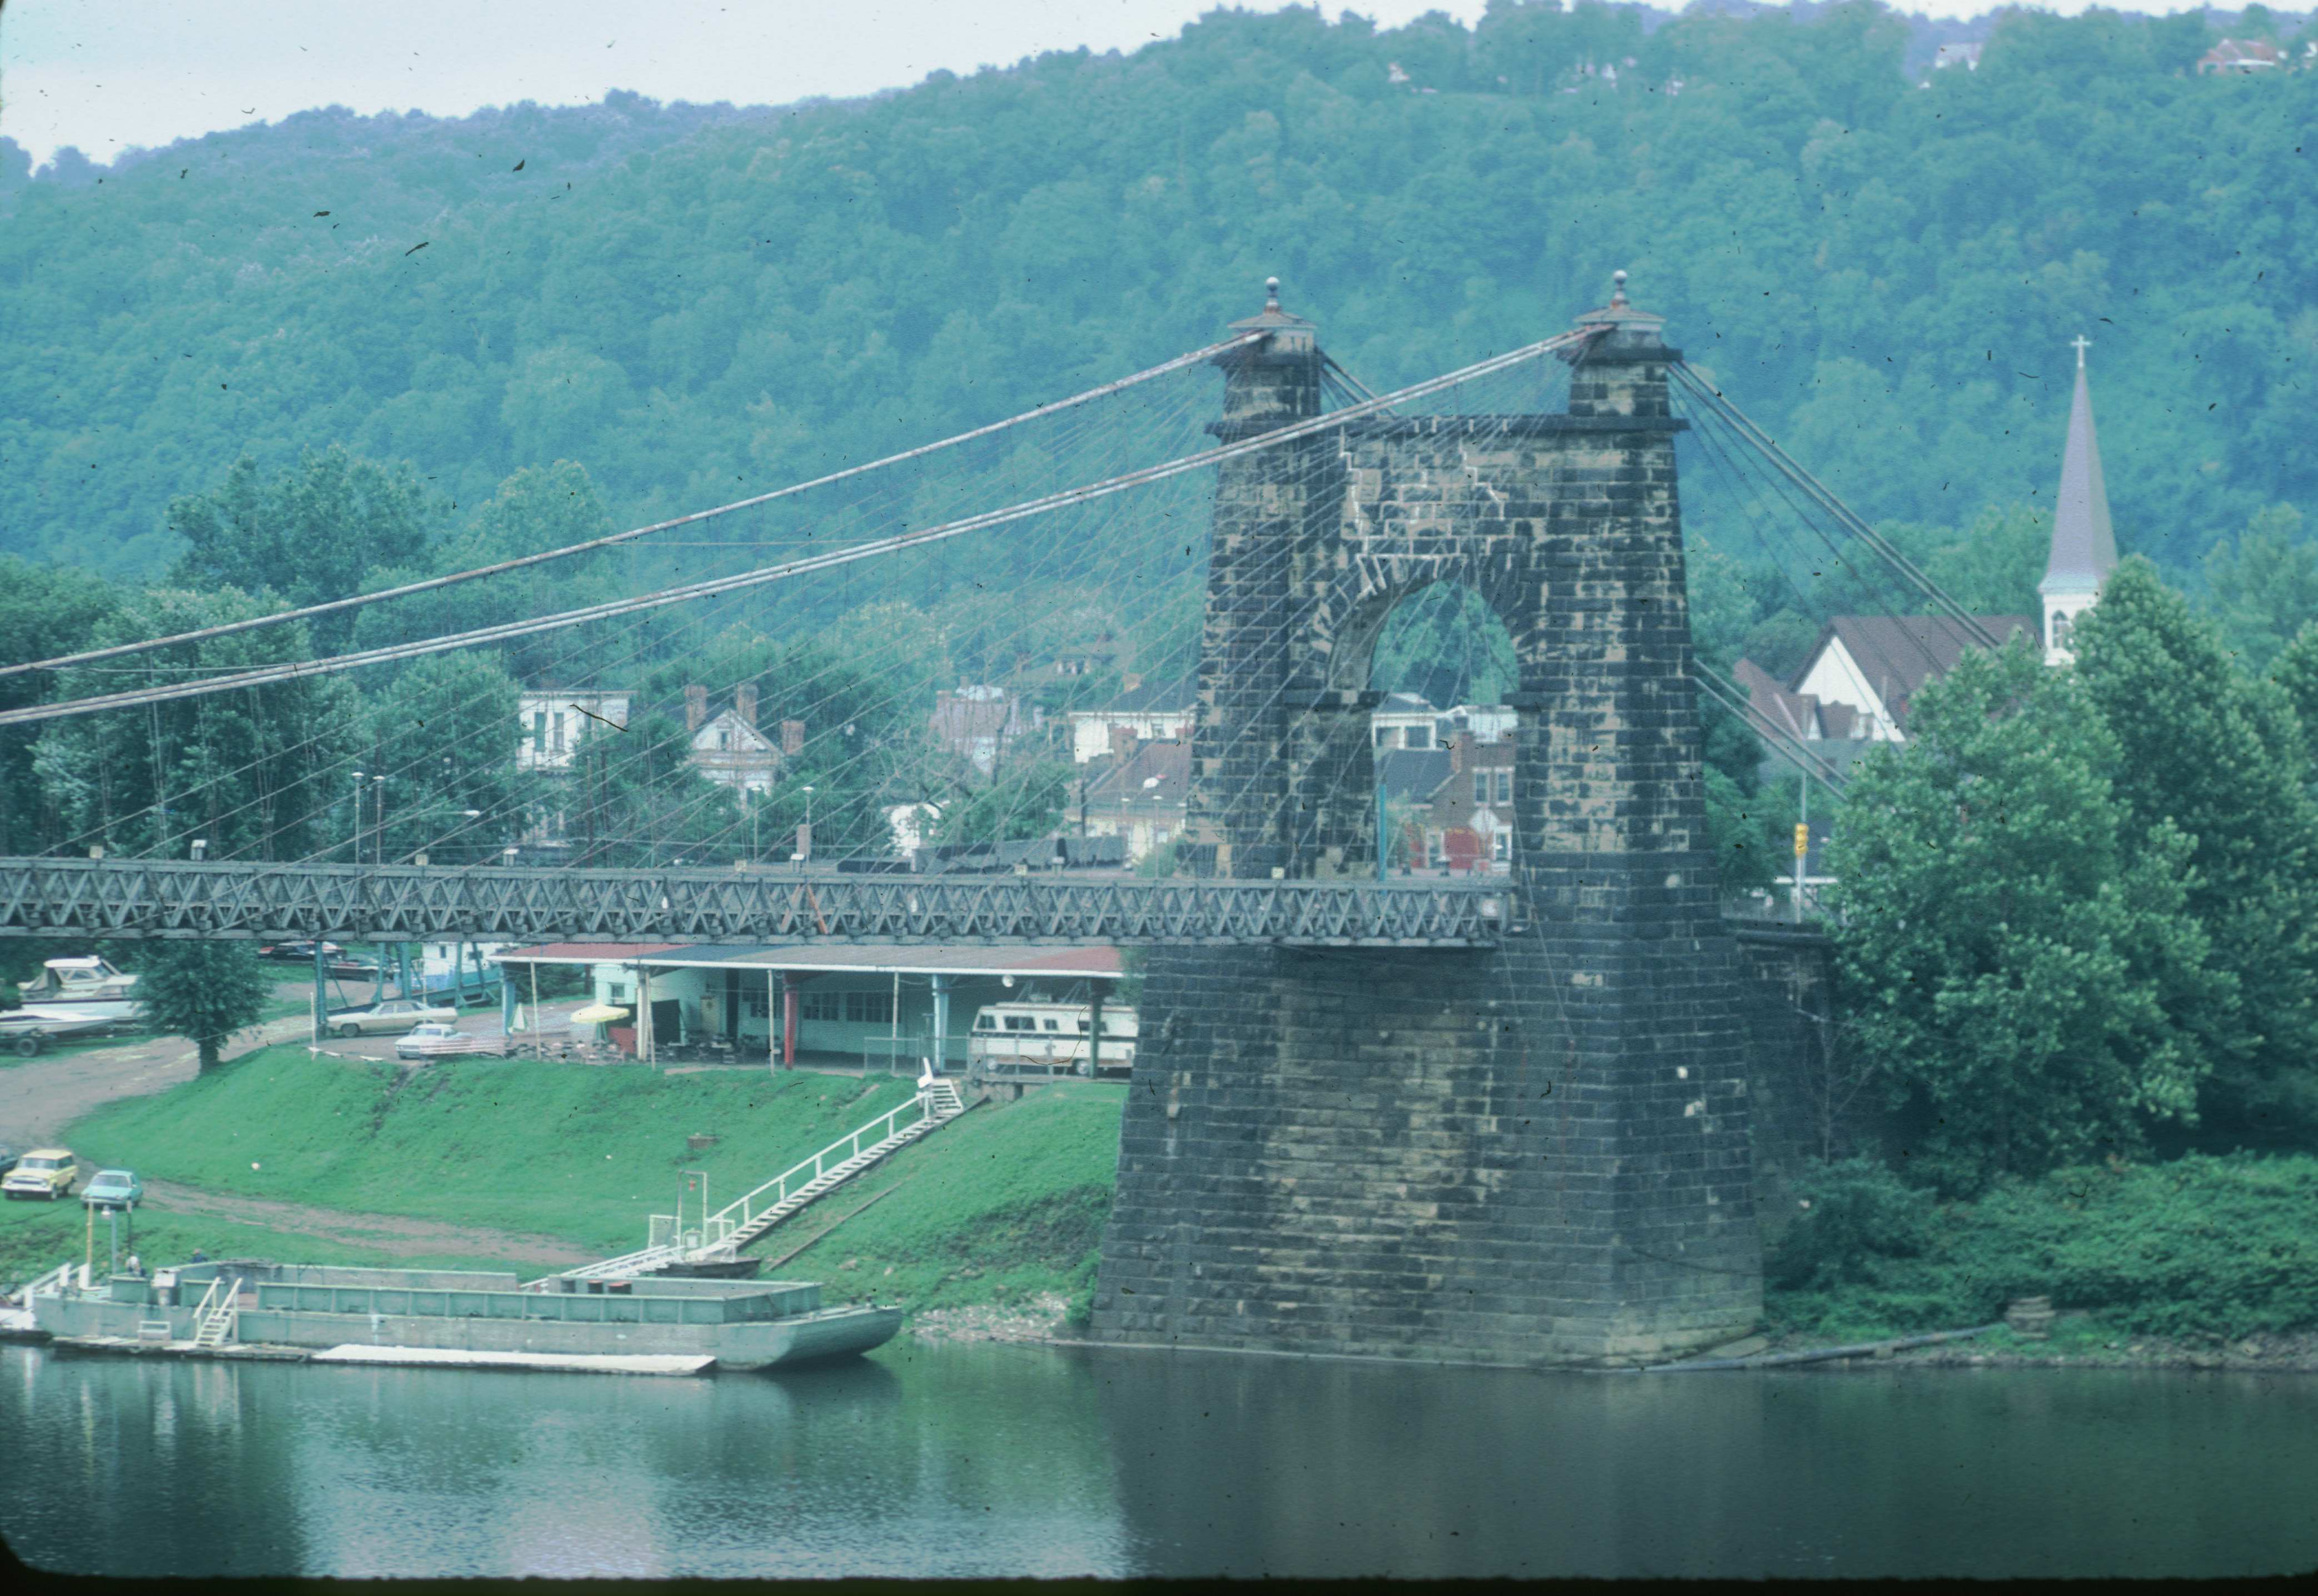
1933, 42, 1982, 72
517, 691, 634, 773
1415, 734, 1514, 874
2199, 38, 2284, 74
682, 684, 783, 797
931, 685, 1041, 777
1065, 675, 1194, 764
1370, 692, 1442, 750
1072, 738, 1190, 862
1376, 736, 1512, 875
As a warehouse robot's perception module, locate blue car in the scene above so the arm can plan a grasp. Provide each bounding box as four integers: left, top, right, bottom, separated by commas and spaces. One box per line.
81, 1169, 142, 1210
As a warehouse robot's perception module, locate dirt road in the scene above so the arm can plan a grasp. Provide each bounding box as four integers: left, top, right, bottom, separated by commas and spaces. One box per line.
140, 1179, 598, 1266
0, 1013, 314, 1149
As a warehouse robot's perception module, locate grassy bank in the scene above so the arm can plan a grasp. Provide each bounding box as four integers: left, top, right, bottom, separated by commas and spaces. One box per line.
1766, 1153, 2318, 1345
30, 1046, 1125, 1320
0, 1200, 540, 1288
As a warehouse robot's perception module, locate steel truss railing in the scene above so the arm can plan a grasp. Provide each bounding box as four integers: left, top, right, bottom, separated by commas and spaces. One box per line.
0, 858, 1506, 947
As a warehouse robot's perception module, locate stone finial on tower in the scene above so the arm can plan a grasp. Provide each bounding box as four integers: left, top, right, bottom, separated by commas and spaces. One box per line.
1566, 268, 1674, 420
2038, 336, 2118, 665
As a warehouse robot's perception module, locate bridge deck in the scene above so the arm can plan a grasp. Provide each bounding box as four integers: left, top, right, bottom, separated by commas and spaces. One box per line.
0, 859, 1504, 947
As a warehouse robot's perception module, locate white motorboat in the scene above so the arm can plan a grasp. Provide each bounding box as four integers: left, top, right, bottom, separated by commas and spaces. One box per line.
1, 1006, 116, 1039
14, 957, 144, 1024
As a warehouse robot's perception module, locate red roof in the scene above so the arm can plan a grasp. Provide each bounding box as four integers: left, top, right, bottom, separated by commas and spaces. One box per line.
494, 942, 684, 964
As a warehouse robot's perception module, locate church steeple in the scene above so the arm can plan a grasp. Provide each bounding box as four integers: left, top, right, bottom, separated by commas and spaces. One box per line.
2039, 335, 2119, 664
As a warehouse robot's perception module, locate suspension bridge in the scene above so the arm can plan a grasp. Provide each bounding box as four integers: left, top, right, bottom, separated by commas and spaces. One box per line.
0, 272, 1990, 1367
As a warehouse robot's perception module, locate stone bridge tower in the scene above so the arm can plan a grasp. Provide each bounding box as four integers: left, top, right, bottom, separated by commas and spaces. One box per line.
1089, 277, 1763, 1366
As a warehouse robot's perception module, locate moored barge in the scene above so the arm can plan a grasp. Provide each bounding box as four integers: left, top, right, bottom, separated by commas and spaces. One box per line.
27, 1259, 899, 1372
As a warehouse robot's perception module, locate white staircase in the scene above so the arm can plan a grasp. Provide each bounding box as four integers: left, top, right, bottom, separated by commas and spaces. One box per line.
557, 1079, 970, 1283
190, 1276, 242, 1348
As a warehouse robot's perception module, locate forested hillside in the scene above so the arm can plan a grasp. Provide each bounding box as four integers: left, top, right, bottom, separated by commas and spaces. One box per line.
2, 1, 2311, 585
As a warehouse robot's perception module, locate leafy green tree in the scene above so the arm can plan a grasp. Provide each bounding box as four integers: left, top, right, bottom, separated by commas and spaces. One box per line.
1827, 637, 2224, 1194
928, 757, 1075, 845
2073, 557, 2318, 1143
360, 652, 535, 864
137, 940, 270, 1072
168, 448, 435, 647
0, 556, 117, 854
2201, 504, 2318, 674
32, 588, 362, 861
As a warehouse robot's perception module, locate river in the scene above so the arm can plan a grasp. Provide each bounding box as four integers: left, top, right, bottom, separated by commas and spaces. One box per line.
2, 1340, 2313, 1578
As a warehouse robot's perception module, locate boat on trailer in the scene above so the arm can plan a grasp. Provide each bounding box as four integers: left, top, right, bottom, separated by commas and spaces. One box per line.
14, 956, 144, 1024
26, 1259, 899, 1373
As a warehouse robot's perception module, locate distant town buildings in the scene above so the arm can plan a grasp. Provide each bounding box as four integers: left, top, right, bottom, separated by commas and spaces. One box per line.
1065, 675, 1194, 765
2199, 38, 2285, 74
929, 685, 1042, 777
1071, 737, 1189, 862
516, 690, 634, 773
1933, 41, 1983, 72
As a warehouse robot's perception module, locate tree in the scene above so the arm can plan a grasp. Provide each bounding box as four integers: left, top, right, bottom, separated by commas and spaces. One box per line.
2201, 504, 2318, 674
0, 556, 117, 855
2074, 557, 2318, 1144
1826, 637, 2224, 1194
137, 941, 270, 1072
32, 588, 363, 861
168, 448, 435, 648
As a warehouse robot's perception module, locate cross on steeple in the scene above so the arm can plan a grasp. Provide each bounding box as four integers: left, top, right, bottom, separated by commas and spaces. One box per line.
2070, 333, 2091, 370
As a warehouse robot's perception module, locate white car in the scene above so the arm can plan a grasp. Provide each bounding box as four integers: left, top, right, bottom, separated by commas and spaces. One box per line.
330, 998, 457, 1039
393, 1023, 497, 1060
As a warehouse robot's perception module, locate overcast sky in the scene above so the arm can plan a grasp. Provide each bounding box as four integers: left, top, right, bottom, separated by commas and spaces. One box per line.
1, 0, 2203, 169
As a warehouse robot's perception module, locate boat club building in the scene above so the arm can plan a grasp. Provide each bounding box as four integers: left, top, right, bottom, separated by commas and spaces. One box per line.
492, 941, 1123, 1070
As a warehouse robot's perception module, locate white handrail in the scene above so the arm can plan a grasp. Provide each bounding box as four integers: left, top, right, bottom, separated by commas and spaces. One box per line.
707, 1093, 937, 1239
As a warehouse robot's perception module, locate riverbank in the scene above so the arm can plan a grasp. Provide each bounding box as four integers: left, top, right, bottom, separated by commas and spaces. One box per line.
6, 1045, 1116, 1327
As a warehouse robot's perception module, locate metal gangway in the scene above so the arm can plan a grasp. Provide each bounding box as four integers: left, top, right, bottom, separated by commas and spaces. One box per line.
551, 1075, 970, 1284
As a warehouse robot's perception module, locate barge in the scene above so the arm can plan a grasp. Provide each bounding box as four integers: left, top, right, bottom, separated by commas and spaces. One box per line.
26, 1259, 899, 1373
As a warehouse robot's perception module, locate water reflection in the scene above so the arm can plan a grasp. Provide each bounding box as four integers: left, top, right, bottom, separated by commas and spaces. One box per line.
2, 1341, 2314, 1579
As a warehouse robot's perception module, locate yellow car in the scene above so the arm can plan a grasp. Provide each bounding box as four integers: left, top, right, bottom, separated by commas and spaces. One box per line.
2, 1148, 79, 1201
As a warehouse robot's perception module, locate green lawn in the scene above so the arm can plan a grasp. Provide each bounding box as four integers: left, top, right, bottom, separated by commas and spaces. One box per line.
33, 1046, 1130, 1315
0, 1197, 554, 1289
66, 1046, 932, 1258
764, 1083, 1125, 1319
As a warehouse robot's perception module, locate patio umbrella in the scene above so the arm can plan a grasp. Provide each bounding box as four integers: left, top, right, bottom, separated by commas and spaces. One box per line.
570, 1003, 631, 1046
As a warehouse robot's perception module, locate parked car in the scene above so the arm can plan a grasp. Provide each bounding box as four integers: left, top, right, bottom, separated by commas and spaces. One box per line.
393, 1024, 498, 1061
259, 940, 343, 963
2, 1148, 78, 1201
328, 998, 456, 1038
0, 1144, 16, 1175
81, 1169, 142, 1210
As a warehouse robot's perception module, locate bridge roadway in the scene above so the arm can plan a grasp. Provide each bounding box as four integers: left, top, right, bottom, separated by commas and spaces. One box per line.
0, 857, 1505, 947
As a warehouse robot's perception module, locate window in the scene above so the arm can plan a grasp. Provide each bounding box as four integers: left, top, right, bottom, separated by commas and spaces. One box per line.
1405, 725, 1432, 750
1374, 728, 1390, 748
1474, 771, 1491, 805
608, 983, 631, 1004
974, 1014, 996, 1031
1492, 831, 1511, 863
801, 991, 843, 1023
1076, 1020, 1090, 1034
843, 991, 894, 1025
1494, 770, 1512, 805
532, 710, 547, 752
1004, 1015, 1035, 1033
1041, 1018, 1059, 1031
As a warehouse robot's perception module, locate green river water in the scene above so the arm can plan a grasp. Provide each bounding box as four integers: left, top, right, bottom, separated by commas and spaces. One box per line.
2, 1340, 2314, 1578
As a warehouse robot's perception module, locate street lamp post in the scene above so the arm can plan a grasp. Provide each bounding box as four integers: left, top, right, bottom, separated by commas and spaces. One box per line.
350, 770, 365, 862
802, 785, 815, 868
371, 774, 386, 866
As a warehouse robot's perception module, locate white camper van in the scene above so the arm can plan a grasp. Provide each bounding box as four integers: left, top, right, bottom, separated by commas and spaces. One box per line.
966, 999, 1136, 1076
